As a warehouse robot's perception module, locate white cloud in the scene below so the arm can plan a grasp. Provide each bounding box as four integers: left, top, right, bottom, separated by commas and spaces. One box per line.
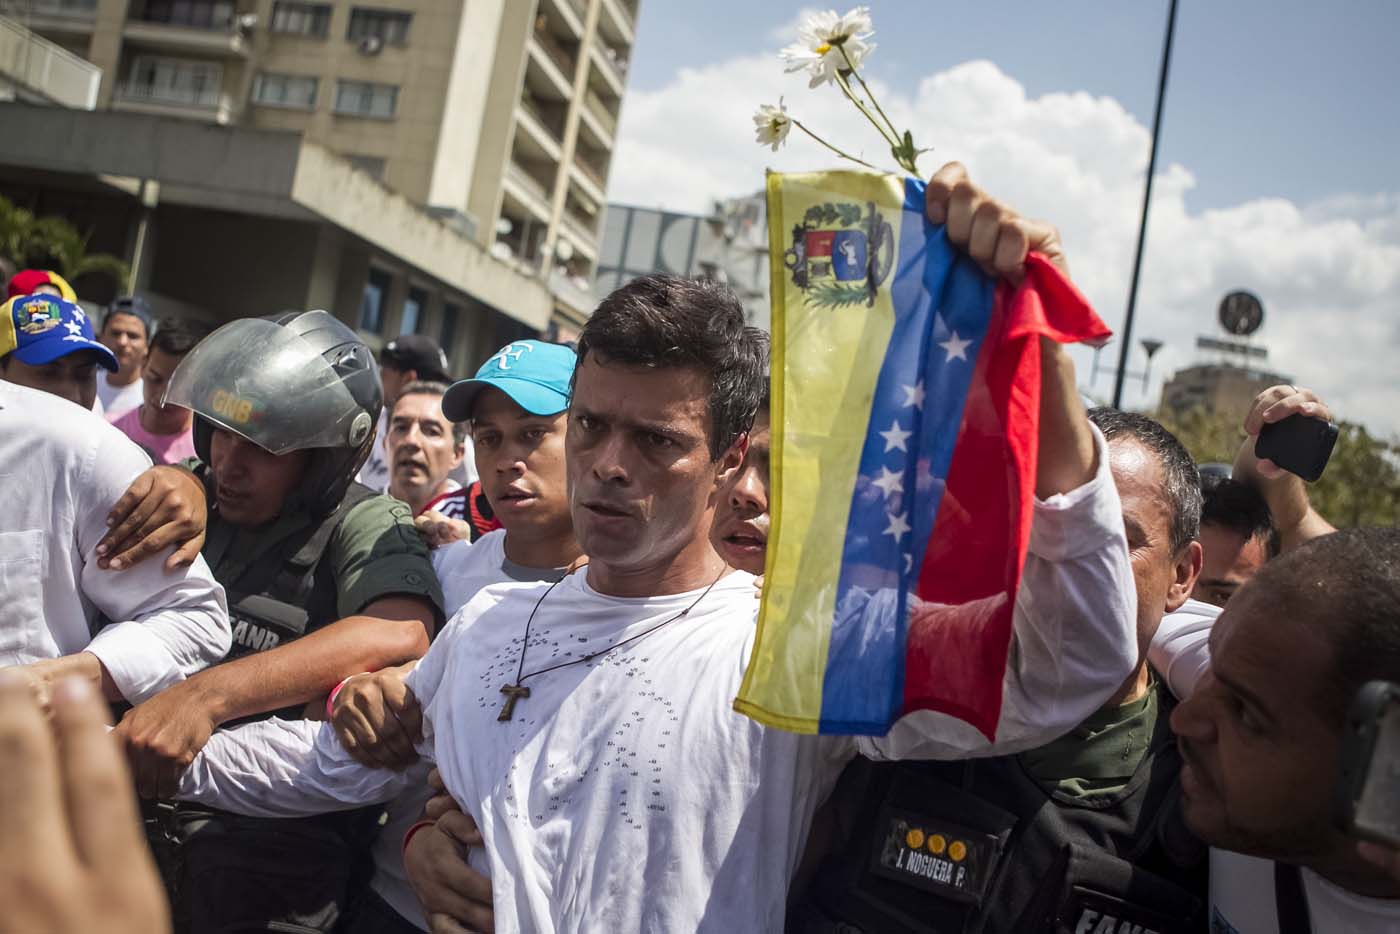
608, 53, 1400, 437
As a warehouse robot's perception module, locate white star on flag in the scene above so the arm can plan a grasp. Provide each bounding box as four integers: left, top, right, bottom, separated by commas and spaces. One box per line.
870, 465, 903, 499
63, 320, 83, 336
900, 381, 925, 409
939, 331, 973, 362
879, 419, 912, 453
883, 510, 911, 543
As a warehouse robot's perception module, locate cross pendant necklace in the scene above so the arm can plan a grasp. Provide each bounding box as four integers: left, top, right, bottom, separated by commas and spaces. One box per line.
497, 564, 729, 722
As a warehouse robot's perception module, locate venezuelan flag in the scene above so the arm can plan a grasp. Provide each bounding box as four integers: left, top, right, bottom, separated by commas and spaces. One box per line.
735, 171, 1110, 738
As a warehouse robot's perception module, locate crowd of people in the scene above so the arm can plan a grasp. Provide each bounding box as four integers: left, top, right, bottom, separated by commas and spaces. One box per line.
0, 164, 1397, 934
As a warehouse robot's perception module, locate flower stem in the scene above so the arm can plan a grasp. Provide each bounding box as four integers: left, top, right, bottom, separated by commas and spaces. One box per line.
791, 119, 885, 172
839, 45, 904, 147
832, 71, 899, 148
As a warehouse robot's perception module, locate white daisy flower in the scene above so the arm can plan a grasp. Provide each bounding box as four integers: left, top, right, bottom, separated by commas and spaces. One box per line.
779, 6, 876, 88
753, 98, 793, 151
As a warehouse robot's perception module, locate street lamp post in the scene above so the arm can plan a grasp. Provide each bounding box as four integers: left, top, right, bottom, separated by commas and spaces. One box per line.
1112, 0, 1180, 408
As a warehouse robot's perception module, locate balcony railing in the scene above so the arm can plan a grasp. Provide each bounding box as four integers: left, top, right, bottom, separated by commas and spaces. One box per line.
531, 28, 577, 83
0, 13, 100, 107
574, 153, 606, 191
582, 87, 617, 137
518, 93, 565, 142
506, 160, 553, 213
116, 79, 226, 111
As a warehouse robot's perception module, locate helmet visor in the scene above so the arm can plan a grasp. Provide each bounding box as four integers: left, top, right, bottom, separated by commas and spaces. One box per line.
164, 317, 373, 455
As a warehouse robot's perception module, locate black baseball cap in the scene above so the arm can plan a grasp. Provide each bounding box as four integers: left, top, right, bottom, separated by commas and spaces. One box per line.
380, 334, 450, 383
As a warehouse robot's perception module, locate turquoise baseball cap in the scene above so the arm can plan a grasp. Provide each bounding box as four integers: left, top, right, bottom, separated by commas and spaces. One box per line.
442, 340, 576, 422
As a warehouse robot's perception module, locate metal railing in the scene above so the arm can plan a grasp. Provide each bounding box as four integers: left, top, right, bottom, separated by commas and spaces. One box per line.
116, 79, 223, 109
518, 93, 565, 143
0, 13, 100, 107
13, 0, 96, 16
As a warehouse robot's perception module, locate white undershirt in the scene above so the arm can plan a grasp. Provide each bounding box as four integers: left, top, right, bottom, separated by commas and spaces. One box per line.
96, 372, 143, 419
1209, 848, 1400, 933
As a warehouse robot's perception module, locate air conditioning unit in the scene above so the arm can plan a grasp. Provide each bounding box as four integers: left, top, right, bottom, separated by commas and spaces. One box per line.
357, 35, 384, 55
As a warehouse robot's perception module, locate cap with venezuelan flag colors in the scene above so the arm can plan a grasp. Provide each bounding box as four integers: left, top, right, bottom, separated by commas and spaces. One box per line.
0, 294, 118, 371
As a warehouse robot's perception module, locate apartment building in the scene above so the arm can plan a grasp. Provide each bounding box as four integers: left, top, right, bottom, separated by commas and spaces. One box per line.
0, 0, 636, 359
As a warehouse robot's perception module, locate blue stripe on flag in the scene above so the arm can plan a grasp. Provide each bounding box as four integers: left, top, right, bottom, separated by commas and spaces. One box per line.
816, 178, 996, 733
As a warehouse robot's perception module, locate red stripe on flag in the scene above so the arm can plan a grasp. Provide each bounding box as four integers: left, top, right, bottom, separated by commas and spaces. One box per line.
904, 254, 1111, 739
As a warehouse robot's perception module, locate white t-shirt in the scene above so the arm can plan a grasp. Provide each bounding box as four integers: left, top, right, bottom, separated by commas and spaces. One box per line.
0, 382, 230, 701
96, 372, 143, 419
368, 531, 566, 929
1209, 848, 1400, 932
181, 430, 1142, 932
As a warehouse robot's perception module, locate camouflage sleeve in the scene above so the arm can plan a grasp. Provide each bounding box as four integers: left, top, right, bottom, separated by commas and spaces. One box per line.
328, 494, 445, 625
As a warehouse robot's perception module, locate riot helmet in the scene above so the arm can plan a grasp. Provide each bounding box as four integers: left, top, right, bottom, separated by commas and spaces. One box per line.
163, 310, 382, 516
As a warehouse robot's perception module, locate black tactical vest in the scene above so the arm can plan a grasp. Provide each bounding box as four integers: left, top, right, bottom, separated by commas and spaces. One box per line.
791, 692, 1207, 934
217, 483, 375, 665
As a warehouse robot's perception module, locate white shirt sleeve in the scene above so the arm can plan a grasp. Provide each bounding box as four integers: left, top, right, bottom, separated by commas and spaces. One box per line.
1148, 598, 1219, 700
859, 425, 1139, 760
177, 614, 462, 815
75, 431, 231, 702
178, 718, 428, 816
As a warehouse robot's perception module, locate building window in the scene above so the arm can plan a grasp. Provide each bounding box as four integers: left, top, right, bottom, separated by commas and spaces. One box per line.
334, 80, 398, 118
270, 1, 331, 37
360, 267, 392, 334
251, 72, 318, 109
440, 303, 460, 354
122, 56, 222, 107
347, 7, 412, 46
400, 287, 427, 335
136, 0, 235, 28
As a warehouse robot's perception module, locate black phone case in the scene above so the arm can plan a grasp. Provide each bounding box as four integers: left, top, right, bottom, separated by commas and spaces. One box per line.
1254, 414, 1338, 482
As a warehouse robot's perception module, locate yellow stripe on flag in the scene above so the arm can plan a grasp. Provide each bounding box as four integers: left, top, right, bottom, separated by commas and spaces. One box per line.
734, 170, 905, 732
0, 297, 18, 358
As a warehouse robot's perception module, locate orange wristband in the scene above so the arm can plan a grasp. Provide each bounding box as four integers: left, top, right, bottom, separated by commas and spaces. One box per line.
325, 675, 357, 720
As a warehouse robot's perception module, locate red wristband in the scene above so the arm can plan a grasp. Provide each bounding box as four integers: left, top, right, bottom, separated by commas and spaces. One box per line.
325, 674, 357, 720
402, 819, 436, 858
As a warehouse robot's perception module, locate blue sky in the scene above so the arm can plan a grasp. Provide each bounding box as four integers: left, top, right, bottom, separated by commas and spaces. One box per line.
608, 1, 1400, 432
626, 0, 1400, 214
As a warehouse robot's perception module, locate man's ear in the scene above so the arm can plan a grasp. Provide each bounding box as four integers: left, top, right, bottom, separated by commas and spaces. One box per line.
1166, 539, 1205, 613
715, 432, 750, 487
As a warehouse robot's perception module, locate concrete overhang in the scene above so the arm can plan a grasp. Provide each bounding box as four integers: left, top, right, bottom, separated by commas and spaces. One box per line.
0, 103, 554, 330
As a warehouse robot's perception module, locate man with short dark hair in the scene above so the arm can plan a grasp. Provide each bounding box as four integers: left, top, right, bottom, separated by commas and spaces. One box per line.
358, 335, 474, 492
1172, 528, 1400, 930
1191, 384, 1337, 609
175, 165, 1143, 932
96, 296, 153, 418
1194, 475, 1274, 608
0, 293, 118, 410
109, 319, 209, 464
385, 380, 466, 516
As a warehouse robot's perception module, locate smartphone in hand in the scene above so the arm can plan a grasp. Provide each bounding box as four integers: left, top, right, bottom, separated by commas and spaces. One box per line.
1337, 681, 1400, 848
1255, 413, 1338, 482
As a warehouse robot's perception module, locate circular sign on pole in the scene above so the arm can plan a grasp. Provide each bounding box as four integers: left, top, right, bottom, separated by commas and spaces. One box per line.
1219, 290, 1264, 336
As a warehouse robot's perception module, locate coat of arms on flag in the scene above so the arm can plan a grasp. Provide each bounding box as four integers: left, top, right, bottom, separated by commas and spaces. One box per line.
735, 170, 1111, 739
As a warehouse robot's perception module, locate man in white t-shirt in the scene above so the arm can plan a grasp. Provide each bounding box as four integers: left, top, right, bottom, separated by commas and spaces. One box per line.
95, 296, 152, 418
1169, 527, 1400, 932
0, 379, 231, 705
173, 164, 1141, 932
332, 341, 581, 934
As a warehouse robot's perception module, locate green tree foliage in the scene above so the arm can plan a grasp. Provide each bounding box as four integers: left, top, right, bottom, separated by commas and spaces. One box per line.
1157, 406, 1400, 528
0, 194, 127, 297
